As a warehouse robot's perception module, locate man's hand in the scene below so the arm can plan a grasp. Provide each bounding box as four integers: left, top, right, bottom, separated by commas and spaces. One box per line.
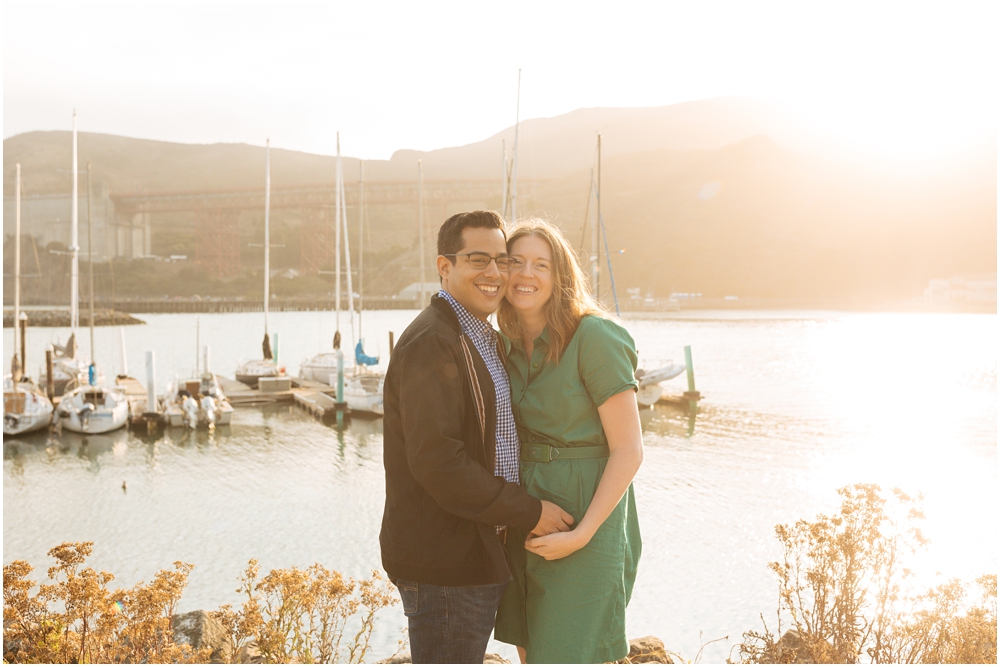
530, 500, 574, 537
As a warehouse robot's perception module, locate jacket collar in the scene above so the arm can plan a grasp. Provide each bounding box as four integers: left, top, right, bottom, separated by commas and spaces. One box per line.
430, 294, 462, 335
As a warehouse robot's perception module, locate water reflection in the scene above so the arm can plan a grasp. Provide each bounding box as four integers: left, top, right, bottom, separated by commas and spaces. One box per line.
4, 312, 995, 665
5, 428, 130, 473
639, 403, 698, 439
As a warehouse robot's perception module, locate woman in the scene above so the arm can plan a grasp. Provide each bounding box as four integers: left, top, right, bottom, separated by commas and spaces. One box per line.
494, 219, 644, 663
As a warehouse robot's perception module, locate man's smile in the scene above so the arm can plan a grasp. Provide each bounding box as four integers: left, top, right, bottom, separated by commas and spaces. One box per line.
476, 283, 501, 296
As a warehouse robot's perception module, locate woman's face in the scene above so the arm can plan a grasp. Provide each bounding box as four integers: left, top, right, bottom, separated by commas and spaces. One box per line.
506, 234, 554, 317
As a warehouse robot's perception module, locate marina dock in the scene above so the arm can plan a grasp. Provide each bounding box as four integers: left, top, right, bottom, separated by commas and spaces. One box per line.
217, 375, 373, 423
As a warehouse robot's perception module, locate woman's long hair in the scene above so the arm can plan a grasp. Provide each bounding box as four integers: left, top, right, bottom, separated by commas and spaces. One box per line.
497, 219, 606, 361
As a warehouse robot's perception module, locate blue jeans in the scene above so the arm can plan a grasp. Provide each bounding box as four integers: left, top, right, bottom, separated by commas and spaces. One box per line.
394, 578, 508, 664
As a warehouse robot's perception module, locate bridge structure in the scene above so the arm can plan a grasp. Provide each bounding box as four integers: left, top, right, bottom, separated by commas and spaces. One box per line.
110, 180, 525, 278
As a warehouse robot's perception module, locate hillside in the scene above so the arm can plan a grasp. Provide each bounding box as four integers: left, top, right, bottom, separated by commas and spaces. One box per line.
3, 97, 996, 306
539, 136, 996, 302
2, 97, 807, 194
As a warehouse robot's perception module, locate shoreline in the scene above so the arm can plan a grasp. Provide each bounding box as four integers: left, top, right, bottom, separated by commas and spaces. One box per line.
2, 309, 145, 327
3, 298, 994, 322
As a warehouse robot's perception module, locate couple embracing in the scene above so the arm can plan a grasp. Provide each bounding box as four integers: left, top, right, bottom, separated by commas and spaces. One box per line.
380, 211, 643, 663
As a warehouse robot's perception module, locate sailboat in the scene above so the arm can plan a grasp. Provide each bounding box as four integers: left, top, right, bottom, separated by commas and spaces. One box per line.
581, 134, 685, 407
57, 142, 129, 434
5, 162, 55, 437
301, 133, 356, 384
4, 374, 53, 436
300, 142, 384, 414
343, 160, 384, 415
235, 139, 281, 388
40, 113, 89, 395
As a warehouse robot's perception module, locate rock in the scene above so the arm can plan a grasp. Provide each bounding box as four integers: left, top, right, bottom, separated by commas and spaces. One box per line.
624, 636, 673, 663
765, 629, 833, 664
236, 641, 264, 664
376, 650, 509, 663
172, 610, 232, 663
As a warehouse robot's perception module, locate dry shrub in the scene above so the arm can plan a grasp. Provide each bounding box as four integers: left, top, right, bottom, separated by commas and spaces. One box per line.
4, 545, 397, 664
2, 541, 210, 663
736, 484, 997, 664
212, 559, 397, 664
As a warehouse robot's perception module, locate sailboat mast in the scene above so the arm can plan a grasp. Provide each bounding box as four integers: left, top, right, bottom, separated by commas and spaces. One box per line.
87, 163, 95, 363
418, 159, 426, 306
264, 139, 271, 334
14, 163, 21, 371
71, 110, 79, 335
511, 69, 521, 223
358, 160, 365, 339
341, 151, 355, 346
335, 133, 342, 333
596, 133, 602, 300
500, 139, 508, 222
589, 167, 599, 298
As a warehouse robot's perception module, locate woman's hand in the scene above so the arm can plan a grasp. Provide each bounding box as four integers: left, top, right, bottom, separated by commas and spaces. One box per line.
525, 529, 591, 560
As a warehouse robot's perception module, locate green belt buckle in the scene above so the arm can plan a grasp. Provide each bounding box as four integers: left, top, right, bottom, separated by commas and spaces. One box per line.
525, 443, 560, 462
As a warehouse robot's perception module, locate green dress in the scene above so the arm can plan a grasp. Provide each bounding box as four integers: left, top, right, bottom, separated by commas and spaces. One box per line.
494, 315, 642, 664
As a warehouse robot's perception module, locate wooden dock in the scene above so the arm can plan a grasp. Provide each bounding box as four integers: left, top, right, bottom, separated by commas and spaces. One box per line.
115, 375, 165, 429
655, 391, 703, 409
216, 376, 347, 417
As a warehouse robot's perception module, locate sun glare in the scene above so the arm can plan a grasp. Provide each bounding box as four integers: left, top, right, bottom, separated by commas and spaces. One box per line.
803, 314, 996, 591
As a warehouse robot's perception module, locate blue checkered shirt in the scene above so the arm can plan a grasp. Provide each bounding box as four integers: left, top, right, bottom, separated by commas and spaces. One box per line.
439, 290, 520, 486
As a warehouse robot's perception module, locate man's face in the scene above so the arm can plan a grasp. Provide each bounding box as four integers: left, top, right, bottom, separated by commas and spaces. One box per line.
437, 226, 509, 321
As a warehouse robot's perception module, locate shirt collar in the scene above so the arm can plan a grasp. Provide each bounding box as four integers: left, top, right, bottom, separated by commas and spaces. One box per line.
503, 325, 551, 354
439, 289, 496, 341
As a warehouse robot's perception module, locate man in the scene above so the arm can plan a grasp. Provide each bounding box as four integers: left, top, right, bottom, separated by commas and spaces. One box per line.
380, 210, 574, 663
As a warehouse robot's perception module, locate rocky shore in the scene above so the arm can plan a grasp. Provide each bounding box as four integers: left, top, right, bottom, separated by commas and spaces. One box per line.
2, 309, 145, 328
172, 610, 675, 664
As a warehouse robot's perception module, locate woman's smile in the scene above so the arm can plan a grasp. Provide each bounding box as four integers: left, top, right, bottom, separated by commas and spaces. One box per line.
507, 235, 554, 314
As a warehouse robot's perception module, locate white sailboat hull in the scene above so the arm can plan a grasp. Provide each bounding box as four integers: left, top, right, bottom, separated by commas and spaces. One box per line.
343, 373, 385, 416
59, 405, 129, 434
235, 359, 280, 388
4, 377, 55, 436
57, 385, 129, 434
635, 363, 687, 407
4, 411, 52, 436
301, 354, 353, 384
636, 384, 665, 407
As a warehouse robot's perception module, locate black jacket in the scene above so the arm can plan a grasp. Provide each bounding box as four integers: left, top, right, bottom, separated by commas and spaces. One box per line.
380, 295, 542, 586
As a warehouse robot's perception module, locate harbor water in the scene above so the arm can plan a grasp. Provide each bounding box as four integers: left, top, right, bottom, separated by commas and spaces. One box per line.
3, 310, 996, 662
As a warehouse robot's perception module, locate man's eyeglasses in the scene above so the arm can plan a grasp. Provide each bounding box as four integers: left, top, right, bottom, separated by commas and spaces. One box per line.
444, 252, 514, 271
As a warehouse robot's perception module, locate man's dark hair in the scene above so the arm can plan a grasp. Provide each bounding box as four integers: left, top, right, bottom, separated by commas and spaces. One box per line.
437, 210, 507, 262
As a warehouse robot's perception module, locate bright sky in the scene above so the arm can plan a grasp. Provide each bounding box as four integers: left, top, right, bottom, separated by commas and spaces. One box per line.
3, 1, 997, 160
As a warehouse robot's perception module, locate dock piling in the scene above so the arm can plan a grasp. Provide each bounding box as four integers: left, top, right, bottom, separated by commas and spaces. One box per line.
336, 351, 345, 403
146, 351, 157, 414
683, 345, 701, 412
19, 312, 27, 373
45, 348, 54, 400
119, 328, 128, 376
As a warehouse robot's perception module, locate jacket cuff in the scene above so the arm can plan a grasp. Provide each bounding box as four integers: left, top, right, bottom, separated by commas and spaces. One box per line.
512, 496, 543, 532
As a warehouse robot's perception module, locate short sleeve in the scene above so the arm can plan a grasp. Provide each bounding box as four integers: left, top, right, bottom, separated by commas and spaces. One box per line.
576, 316, 638, 407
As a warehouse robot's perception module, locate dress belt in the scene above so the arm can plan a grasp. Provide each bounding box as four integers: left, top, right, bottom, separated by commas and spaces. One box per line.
520, 442, 610, 463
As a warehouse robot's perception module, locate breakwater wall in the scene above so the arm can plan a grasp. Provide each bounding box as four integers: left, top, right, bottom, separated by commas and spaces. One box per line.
2, 309, 145, 327
93, 296, 421, 314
